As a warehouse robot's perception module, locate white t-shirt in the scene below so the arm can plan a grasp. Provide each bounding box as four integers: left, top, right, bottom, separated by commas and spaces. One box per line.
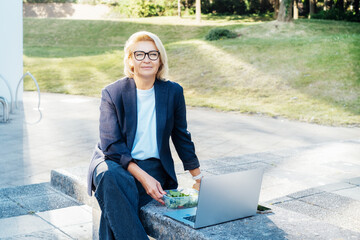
131, 86, 160, 160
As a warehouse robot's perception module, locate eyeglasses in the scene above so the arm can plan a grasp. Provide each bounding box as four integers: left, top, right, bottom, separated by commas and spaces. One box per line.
133, 51, 160, 61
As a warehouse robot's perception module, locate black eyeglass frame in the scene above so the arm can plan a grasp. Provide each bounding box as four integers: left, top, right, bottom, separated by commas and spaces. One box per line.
133, 50, 160, 61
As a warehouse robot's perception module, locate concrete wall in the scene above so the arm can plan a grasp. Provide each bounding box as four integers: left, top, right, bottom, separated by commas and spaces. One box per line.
0, 0, 23, 109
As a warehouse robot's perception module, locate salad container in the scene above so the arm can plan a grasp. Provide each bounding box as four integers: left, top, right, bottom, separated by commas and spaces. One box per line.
163, 188, 198, 209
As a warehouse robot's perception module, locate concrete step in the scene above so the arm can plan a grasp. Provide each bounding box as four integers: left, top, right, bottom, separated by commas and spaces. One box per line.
0, 183, 92, 239
50, 147, 360, 239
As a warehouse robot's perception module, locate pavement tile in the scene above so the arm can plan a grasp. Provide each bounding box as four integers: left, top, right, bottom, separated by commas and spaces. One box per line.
317, 182, 357, 192
0, 198, 29, 219
0, 214, 54, 238
287, 188, 324, 199
0, 182, 54, 198
216, 154, 279, 165
205, 164, 248, 175
275, 199, 360, 232
333, 187, 360, 201
266, 196, 294, 205
347, 177, 360, 186
13, 192, 80, 213
37, 205, 92, 228
2, 228, 72, 240
299, 191, 356, 210
80, 204, 92, 214
60, 222, 92, 240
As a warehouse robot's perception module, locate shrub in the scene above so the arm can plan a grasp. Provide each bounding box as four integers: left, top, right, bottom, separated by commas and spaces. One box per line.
312, 9, 360, 22
23, 0, 77, 3
205, 28, 238, 41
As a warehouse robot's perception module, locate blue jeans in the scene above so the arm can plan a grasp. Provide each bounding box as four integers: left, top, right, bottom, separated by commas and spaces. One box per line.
93, 158, 167, 240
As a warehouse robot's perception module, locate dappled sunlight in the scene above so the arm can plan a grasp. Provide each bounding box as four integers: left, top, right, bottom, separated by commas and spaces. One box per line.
234, 21, 309, 39
169, 39, 285, 89
23, 52, 123, 97
168, 38, 360, 125
23, 17, 360, 125
106, 16, 267, 27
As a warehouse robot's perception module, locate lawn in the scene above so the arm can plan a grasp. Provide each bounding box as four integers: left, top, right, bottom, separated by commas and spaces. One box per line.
23, 16, 360, 126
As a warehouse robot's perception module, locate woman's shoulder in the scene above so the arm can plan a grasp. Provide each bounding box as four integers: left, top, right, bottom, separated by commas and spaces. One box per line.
104, 77, 134, 91
158, 79, 183, 92
102, 77, 136, 97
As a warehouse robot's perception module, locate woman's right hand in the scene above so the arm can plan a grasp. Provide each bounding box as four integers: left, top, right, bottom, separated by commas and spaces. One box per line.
140, 173, 167, 205
127, 161, 166, 205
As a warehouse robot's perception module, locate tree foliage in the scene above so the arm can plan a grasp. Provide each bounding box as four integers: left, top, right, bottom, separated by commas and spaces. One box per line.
205, 28, 237, 41
25, 0, 360, 22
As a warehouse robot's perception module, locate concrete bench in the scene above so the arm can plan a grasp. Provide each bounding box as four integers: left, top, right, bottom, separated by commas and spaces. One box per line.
50, 158, 360, 239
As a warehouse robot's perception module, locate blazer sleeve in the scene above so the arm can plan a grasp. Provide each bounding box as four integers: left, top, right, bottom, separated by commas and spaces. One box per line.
99, 88, 134, 169
171, 85, 200, 171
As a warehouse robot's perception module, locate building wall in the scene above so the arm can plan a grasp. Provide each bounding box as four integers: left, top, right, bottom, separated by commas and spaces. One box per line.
0, 0, 23, 109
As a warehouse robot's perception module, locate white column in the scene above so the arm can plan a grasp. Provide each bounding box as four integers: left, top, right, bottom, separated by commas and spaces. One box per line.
0, 0, 23, 110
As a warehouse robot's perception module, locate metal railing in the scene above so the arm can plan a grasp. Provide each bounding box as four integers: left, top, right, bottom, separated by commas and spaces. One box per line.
0, 71, 41, 123
0, 96, 9, 122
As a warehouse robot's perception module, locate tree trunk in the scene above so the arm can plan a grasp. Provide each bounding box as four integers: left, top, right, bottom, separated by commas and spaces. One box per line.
196, 0, 201, 23
293, 0, 298, 19
309, 0, 315, 17
277, 0, 293, 21
274, 0, 280, 18
355, 0, 359, 15
178, 0, 181, 17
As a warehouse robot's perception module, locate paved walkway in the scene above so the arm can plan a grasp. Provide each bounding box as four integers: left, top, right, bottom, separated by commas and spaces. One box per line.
0, 91, 360, 239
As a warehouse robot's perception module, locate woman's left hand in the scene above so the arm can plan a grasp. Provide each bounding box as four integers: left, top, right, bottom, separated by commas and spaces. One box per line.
192, 179, 201, 191
189, 168, 202, 191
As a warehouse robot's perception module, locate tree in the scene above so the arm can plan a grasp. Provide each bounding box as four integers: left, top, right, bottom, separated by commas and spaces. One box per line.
196, 0, 201, 22
178, 0, 181, 17
274, 0, 280, 18
309, 0, 315, 17
293, 0, 298, 19
355, 0, 359, 15
277, 0, 293, 21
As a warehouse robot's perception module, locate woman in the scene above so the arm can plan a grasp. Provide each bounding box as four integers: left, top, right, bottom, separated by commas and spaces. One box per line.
87, 31, 203, 239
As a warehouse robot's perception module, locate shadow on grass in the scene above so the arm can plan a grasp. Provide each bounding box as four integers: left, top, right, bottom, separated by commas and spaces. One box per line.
23, 18, 215, 58
23, 18, 360, 123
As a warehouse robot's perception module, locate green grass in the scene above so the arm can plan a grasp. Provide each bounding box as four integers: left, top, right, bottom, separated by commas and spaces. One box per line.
23, 17, 360, 126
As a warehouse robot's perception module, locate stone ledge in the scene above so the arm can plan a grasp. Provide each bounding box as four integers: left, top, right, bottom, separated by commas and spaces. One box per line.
50, 165, 360, 239
51, 165, 92, 206
140, 201, 360, 240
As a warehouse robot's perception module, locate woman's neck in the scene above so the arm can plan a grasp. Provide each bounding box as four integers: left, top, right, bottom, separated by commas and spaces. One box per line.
134, 76, 156, 90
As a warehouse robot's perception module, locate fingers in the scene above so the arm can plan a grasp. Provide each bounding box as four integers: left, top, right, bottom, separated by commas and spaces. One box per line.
145, 179, 165, 205
154, 182, 165, 204
149, 190, 164, 205
157, 182, 167, 195
192, 182, 200, 191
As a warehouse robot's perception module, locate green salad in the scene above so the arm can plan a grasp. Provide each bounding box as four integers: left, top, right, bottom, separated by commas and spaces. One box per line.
167, 190, 190, 198
163, 189, 198, 209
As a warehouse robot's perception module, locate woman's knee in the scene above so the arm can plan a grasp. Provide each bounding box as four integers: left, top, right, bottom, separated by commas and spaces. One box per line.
94, 161, 124, 186
95, 160, 136, 190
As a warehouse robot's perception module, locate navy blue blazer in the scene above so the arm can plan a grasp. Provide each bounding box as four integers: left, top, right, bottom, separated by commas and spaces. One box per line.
87, 77, 200, 196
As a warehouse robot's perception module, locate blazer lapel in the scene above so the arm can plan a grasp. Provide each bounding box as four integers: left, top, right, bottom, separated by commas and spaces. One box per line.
122, 78, 137, 150
154, 80, 168, 154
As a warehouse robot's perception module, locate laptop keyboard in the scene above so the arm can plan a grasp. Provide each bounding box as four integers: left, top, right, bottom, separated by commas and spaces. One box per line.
184, 215, 196, 223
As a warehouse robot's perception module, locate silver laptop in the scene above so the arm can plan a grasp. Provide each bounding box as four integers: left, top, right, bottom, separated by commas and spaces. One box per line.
164, 168, 264, 229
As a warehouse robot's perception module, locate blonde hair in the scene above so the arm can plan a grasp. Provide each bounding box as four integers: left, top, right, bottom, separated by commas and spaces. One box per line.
124, 31, 168, 80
